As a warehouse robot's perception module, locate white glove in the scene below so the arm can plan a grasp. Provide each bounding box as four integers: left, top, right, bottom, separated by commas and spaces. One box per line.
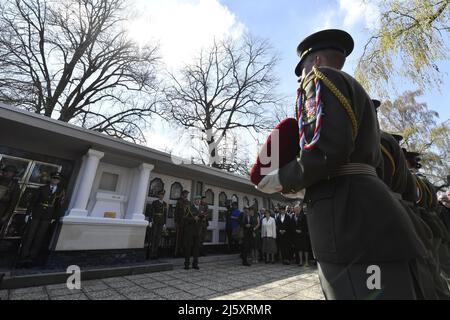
148, 222, 153, 228
296, 230, 301, 234
282, 189, 306, 199
163, 224, 166, 230
256, 170, 283, 194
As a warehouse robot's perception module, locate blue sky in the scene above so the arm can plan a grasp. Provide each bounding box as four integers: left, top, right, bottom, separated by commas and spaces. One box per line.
221, 0, 450, 122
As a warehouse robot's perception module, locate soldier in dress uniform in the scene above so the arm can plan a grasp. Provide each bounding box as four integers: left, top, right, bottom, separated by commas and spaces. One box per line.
256, 29, 427, 299
404, 150, 450, 296
18, 172, 65, 267
174, 190, 190, 257
195, 195, 209, 256
0, 165, 21, 235
183, 195, 202, 270
147, 189, 167, 259
371, 100, 449, 299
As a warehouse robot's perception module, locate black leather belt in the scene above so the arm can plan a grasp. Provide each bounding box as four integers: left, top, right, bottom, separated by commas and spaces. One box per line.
331, 163, 377, 177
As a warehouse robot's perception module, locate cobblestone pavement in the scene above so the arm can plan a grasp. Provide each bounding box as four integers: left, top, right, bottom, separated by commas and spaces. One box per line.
0, 257, 324, 300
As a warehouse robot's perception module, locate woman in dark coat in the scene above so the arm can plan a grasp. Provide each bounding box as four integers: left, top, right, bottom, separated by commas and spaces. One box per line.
292, 204, 312, 266
276, 208, 292, 264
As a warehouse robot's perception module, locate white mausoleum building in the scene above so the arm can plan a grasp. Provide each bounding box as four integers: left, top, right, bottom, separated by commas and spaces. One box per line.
0, 104, 290, 265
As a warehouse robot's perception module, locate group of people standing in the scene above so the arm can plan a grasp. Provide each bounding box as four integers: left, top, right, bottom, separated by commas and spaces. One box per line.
225, 202, 313, 267
145, 189, 209, 270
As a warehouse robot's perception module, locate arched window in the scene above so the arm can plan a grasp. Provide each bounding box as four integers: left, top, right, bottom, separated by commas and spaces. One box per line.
253, 198, 259, 211
243, 196, 249, 207
205, 189, 214, 206
148, 178, 164, 197
232, 194, 239, 205
170, 182, 183, 200
219, 192, 227, 207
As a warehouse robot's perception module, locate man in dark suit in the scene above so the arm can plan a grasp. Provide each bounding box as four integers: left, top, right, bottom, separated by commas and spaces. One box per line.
255, 29, 427, 299
19, 172, 65, 267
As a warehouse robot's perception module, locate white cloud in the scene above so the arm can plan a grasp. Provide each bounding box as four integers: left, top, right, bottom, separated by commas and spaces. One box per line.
338, 0, 380, 30
126, 0, 245, 69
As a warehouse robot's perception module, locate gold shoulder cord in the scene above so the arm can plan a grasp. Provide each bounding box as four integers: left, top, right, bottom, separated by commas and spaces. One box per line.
420, 179, 434, 208
310, 66, 358, 140
417, 178, 432, 208
380, 144, 396, 176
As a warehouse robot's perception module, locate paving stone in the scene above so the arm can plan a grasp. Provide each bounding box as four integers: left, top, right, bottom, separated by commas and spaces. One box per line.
158, 291, 196, 300
105, 280, 135, 289
86, 289, 125, 300
81, 283, 109, 292
51, 293, 89, 300
153, 286, 181, 296
189, 287, 218, 297
0, 290, 9, 300
11, 286, 46, 295
123, 291, 159, 300
46, 283, 69, 290
140, 281, 167, 290
116, 286, 148, 295
10, 292, 49, 300
172, 283, 201, 291
48, 287, 82, 297
165, 279, 186, 286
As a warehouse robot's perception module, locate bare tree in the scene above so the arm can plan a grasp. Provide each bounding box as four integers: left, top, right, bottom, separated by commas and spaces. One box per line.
160, 35, 280, 173
378, 90, 450, 185
0, 0, 160, 143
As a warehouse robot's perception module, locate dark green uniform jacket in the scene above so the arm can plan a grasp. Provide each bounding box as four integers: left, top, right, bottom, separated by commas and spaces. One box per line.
149, 199, 167, 225
278, 66, 425, 264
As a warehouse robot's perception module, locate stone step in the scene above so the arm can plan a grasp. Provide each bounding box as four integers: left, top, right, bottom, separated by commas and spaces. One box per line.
0, 261, 172, 290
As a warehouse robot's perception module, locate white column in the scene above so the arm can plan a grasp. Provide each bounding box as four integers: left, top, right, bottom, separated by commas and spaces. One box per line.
68, 149, 104, 217
127, 163, 154, 221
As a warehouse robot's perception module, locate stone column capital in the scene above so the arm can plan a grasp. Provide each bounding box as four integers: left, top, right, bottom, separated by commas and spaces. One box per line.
87, 149, 105, 159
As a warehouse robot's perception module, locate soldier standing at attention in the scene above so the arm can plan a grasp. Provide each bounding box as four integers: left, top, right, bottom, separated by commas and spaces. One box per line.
196, 195, 209, 256
371, 101, 449, 299
19, 172, 65, 267
148, 189, 167, 259
256, 29, 427, 299
0, 165, 21, 235
183, 195, 201, 270
174, 190, 190, 257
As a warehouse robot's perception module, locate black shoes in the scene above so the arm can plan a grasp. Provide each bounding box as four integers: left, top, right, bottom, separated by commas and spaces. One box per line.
242, 261, 251, 266
184, 264, 190, 270
192, 264, 200, 270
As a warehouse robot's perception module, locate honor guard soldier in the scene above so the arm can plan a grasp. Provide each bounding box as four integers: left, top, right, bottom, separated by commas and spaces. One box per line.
254, 29, 427, 299
0, 165, 21, 235
194, 195, 209, 256
183, 195, 202, 270
372, 100, 449, 299
147, 189, 168, 259
19, 172, 65, 267
174, 189, 190, 257
404, 150, 450, 295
